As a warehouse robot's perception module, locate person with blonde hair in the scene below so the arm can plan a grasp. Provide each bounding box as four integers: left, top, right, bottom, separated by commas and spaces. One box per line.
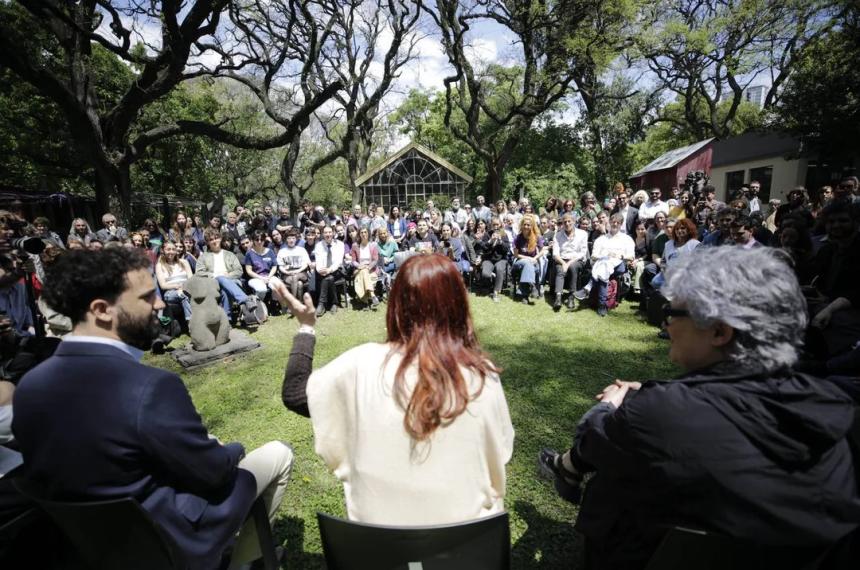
512, 213, 546, 304
280, 253, 513, 525
350, 226, 380, 310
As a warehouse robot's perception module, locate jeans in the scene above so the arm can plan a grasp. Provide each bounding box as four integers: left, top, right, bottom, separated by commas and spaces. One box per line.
216, 276, 248, 317
162, 289, 192, 320
593, 261, 627, 308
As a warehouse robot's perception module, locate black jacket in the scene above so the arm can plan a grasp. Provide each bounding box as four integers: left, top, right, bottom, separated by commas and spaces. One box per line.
572, 368, 860, 568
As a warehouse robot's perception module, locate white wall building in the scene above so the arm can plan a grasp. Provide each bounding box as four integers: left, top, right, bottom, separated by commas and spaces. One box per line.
710, 133, 805, 203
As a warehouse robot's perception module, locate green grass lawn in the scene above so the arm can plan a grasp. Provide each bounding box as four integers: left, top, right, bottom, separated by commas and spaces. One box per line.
146, 295, 678, 568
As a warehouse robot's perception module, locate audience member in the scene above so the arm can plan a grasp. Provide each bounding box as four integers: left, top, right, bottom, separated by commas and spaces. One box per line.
67, 217, 96, 247
541, 246, 860, 569
95, 213, 129, 243
14, 248, 293, 570
473, 195, 493, 224
638, 188, 669, 222
196, 228, 260, 322
574, 213, 634, 316
350, 227, 380, 309
614, 191, 638, 235
244, 230, 287, 307
376, 227, 398, 276
730, 214, 762, 248
474, 218, 510, 303
32, 217, 65, 249
552, 214, 588, 311
313, 225, 345, 317
406, 219, 438, 253
155, 241, 193, 322
280, 253, 513, 525
277, 229, 311, 300
702, 207, 737, 247
512, 214, 546, 304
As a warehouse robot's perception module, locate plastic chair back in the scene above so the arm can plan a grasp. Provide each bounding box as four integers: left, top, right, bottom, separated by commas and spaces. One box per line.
14, 485, 185, 570
317, 511, 510, 570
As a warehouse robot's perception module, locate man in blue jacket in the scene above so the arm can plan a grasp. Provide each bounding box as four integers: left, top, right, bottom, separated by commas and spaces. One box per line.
12, 248, 293, 570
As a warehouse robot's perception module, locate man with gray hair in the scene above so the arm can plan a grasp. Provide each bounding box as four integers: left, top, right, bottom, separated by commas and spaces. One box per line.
95, 212, 129, 243
473, 195, 492, 224
540, 246, 860, 567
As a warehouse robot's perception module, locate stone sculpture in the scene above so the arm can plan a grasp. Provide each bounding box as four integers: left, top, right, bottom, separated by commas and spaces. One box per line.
184, 276, 231, 351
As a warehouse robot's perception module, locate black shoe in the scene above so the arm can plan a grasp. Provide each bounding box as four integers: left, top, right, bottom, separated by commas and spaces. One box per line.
566, 295, 575, 310
553, 295, 562, 311
597, 306, 608, 317
315, 305, 326, 318
371, 296, 380, 310
538, 448, 582, 504
657, 330, 670, 339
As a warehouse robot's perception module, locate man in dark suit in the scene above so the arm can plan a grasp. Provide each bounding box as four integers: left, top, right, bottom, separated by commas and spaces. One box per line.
615, 191, 639, 236
12, 248, 293, 570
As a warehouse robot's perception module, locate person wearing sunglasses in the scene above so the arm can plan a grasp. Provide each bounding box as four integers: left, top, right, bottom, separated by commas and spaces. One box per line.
540, 246, 859, 568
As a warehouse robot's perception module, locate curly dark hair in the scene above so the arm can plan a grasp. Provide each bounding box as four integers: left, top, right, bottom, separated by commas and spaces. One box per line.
43, 248, 152, 325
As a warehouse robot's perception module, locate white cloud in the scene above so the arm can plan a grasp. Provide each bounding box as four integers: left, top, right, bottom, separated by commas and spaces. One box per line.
464, 38, 498, 67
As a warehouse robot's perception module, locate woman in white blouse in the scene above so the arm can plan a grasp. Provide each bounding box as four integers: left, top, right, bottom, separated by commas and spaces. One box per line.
278, 254, 514, 525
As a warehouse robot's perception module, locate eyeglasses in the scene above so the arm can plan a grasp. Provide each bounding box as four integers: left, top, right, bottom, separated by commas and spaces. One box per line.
661, 303, 690, 327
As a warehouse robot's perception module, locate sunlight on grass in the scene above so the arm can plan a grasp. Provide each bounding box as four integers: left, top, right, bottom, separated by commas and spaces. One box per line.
146, 296, 677, 568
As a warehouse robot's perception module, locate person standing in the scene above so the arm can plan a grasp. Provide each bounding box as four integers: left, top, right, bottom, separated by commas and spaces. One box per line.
12, 248, 293, 570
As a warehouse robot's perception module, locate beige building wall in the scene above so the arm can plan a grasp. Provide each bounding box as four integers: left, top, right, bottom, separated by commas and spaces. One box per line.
711, 157, 808, 203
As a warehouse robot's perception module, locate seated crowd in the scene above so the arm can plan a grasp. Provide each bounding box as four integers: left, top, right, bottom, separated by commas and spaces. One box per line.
0, 175, 858, 569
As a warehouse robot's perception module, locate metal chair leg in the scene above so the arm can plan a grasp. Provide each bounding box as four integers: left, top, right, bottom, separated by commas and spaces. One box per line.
251, 497, 280, 570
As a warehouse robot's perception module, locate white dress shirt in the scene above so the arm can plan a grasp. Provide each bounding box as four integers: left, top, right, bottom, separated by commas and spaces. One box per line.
553, 228, 589, 262
314, 239, 345, 272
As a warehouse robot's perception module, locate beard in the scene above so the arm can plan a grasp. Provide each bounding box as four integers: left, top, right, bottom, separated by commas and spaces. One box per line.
116, 307, 161, 351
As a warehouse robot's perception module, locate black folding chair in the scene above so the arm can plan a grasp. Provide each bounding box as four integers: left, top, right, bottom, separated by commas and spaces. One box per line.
14, 480, 280, 570
317, 511, 510, 570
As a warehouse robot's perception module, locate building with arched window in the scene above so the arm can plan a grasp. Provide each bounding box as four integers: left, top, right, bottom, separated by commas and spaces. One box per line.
356, 142, 472, 209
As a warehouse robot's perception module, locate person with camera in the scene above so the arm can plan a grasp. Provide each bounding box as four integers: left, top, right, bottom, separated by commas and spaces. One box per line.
540, 246, 860, 569
474, 218, 510, 303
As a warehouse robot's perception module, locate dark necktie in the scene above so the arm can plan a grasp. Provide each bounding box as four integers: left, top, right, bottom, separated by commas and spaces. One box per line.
326, 244, 332, 268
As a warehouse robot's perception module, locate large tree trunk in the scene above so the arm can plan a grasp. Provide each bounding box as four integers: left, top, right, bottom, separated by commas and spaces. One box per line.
348, 155, 362, 207
484, 165, 503, 204
91, 159, 134, 223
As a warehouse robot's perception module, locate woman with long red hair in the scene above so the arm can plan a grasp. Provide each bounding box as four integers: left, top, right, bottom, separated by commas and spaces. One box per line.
278, 254, 514, 525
